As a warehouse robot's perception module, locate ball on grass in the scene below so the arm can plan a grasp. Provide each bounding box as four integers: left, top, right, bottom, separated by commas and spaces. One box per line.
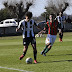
26, 57, 33, 64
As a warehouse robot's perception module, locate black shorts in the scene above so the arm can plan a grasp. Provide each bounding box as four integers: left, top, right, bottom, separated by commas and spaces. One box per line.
23, 37, 36, 46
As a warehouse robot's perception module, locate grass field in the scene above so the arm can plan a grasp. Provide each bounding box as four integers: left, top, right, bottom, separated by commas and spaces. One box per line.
0, 32, 72, 72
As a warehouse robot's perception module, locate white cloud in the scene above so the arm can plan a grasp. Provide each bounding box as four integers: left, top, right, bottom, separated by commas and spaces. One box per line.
64, 0, 72, 15
29, 0, 47, 17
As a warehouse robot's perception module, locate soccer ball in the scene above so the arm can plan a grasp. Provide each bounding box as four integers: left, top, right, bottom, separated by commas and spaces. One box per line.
26, 57, 33, 64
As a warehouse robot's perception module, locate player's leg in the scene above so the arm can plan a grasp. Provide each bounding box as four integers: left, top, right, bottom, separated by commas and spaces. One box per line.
43, 38, 52, 55
31, 37, 37, 63
19, 38, 29, 60
19, 45, 28, 60
59, 29, 62, 42
32, 44, 37, 63
41, 34, 52, 56
61, 28, 63, 41
45, 35, 56, 53
44, 44, 52, 54
44, 35, 56, 55
42, 35, 56, 56
41, 43, 51, 56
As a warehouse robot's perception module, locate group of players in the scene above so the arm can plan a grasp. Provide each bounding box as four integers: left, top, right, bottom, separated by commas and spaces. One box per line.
16, 11, 65, 64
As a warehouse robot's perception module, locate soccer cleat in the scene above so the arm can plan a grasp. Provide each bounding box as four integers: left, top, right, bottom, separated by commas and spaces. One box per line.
34, 60, 37, 64
41, 52, 46, 56
59, 38, 63, 42
41, 51, 44, 55
60, 39, 63, 42
19, 54, 24, 60
43, 53, 46, 56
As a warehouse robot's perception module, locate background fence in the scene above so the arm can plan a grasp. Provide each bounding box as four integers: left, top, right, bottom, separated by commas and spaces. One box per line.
0, 22, 72, 36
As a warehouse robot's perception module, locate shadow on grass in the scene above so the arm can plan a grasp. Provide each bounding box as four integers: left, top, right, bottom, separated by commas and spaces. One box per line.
40, 60, 72, 64
37, 60, 72, 64
31, 59, 72, 64
38, 54, 72, 64
47, 54, 72, 56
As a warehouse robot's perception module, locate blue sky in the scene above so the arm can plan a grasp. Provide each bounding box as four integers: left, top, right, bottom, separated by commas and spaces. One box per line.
0, 0, 72, 17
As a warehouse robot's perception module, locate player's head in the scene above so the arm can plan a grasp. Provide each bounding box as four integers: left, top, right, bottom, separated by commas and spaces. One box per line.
49, 13, 56, 21
25, 11, 33, 21
59, 12, 63, 17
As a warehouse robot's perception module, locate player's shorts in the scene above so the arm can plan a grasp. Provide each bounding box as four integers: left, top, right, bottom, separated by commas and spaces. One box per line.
23, 37, 36, 46
45, 34, 56, 46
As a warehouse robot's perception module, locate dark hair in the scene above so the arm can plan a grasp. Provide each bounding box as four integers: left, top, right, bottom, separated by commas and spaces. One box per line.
25, 11, 32, 19
50, 13, 56, 18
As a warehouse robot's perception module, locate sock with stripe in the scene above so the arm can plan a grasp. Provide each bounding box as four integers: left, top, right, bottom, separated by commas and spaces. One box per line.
42, 45, 49, 54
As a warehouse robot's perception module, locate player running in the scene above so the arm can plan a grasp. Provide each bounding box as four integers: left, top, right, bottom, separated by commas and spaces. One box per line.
56, 12, 66, 42
39, 14, 61, 56
16, 11, 41, 63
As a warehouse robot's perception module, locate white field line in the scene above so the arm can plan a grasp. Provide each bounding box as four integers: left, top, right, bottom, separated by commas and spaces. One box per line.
0, 66, 33, 72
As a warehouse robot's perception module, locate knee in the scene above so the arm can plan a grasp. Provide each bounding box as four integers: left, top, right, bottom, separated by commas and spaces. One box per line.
23, 46, 28, 51
48, 45, 52, 48
46, 43, 51, 46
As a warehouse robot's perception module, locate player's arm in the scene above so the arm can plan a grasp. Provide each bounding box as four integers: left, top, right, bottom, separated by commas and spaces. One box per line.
34, 21, 42, 30
56, 16, 61, 24
38, 28, 46, 35
38, 23, 48, 34
16, 21, 22, 32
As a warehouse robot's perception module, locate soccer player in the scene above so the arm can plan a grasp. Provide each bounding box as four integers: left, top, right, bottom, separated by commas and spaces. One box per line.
56, 12, 66, 42
16, 11, 41, 64
39, 14, 61, 56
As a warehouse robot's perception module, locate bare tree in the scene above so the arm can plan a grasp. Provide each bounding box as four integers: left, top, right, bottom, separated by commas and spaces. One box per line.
42, 0, 69, 19
3, 0, 35, 24
61, 2, 69, 13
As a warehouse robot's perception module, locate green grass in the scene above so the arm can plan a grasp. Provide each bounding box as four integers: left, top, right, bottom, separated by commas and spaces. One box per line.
0, 32, 72, 72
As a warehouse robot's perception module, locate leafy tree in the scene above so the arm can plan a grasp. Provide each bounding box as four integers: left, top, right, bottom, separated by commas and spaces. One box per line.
0, 8, 12, 22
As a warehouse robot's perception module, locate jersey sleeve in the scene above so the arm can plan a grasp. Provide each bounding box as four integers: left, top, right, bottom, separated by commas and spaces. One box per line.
17, 20, 23, 29
34, 21, 38, 26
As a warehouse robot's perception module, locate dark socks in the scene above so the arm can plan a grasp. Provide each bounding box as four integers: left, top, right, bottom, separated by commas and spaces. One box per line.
33, 50, 37, 60
44, 47, 51, 54
42, 45, 49, 54
59, 33, 63, 40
